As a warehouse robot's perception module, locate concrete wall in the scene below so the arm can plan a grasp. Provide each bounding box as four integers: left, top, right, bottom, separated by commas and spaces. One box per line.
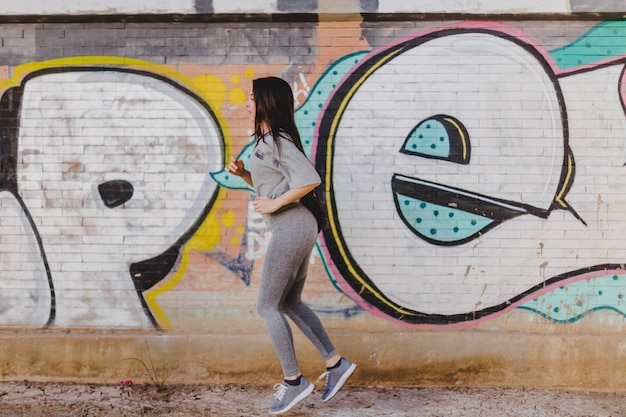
2, 1, 626, 389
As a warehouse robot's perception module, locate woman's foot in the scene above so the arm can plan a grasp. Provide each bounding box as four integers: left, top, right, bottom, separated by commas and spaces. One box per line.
269, 376, 314, 414
318, 358, 357, 402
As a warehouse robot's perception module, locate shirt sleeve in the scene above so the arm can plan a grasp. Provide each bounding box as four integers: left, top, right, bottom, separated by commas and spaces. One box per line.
277, 138, 321, 189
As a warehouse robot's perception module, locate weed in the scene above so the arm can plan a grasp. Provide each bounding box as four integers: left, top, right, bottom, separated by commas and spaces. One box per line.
124, 341, 169, 391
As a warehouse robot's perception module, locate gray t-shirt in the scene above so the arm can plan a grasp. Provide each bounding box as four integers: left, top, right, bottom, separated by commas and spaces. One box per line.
250, 132, 321, 201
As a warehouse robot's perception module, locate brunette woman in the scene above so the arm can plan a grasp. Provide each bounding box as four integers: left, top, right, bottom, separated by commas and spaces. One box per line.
226, 76, 356, 414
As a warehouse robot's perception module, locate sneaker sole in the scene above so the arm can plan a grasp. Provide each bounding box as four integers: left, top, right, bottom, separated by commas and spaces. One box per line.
269, 382, 314, 415
321, 363, 357, 403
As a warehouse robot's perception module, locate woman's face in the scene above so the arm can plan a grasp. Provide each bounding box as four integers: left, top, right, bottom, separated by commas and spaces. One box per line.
245, 87, 255, 124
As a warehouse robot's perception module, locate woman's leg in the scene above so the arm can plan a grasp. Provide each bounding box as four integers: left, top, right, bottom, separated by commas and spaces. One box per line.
256, 207, 319, 378
283, 255, 338, 362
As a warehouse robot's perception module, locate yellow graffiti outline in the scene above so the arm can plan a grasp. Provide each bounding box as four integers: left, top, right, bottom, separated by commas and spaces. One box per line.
325, 47, 417, 317
2, 56, 231, 329
554, 152, 574, 208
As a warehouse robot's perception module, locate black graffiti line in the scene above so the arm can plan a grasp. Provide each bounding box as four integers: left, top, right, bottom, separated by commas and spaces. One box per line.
14, 191, 56, 328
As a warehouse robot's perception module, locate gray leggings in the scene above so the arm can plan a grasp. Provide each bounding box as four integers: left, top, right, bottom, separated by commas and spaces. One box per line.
257, 204, 337, 377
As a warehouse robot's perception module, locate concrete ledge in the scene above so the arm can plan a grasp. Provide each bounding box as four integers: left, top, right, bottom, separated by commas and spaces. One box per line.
1, 330, 623, 390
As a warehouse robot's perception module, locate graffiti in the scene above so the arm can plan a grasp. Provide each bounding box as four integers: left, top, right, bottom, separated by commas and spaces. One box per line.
0, 61, 225, 328
5, 20, 626, 331
314, 21, 626, 326
293, 73, 311, 107
201, 200, 266, 287
519, 274, 626, 323
243, 201, 271, 261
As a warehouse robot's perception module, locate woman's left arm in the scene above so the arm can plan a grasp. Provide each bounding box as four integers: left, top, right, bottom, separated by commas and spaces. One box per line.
253, 182, 320, 214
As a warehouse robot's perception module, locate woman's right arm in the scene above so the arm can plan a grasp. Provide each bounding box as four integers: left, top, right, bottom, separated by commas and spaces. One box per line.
226, 157, 253, 186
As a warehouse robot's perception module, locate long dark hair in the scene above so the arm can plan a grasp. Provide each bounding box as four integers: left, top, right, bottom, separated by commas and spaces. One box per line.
252, 76, 304, 153
252, 76, 327, 232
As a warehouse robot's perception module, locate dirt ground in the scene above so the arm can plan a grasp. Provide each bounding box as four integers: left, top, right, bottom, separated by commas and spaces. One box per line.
0, 380, 624, 417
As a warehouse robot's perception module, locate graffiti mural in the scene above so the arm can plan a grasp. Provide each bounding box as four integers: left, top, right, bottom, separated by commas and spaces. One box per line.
0, 60, 225, 328
315, 21, 626, 325
4, 20, 626, 331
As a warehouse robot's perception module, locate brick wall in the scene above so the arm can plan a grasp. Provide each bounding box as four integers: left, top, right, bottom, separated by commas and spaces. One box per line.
2, 12, 626, 387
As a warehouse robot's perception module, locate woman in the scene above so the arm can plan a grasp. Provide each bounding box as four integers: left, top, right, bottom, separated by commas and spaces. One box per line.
226, 76, 356, 415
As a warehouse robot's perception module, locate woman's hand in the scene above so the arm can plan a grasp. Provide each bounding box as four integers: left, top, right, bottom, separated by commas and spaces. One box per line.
253, 196, 279, 214
253, 183, 320, 214
226, 157, 253, 186
226, 158, 246, 176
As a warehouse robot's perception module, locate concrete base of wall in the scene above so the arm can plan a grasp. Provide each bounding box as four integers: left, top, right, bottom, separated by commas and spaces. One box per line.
1, 326, 623, 390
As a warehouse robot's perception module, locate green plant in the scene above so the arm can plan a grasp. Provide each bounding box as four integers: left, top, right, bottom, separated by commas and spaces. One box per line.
124, 341, 169, 391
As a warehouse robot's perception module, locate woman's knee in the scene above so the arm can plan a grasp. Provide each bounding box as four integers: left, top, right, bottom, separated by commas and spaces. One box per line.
257, 301, 282, 318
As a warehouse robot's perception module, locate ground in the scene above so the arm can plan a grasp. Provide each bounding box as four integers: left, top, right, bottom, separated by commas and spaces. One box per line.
0, 381, 623, 416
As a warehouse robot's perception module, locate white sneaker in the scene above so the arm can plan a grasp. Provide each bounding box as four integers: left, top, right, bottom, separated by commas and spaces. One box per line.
269, 376, 314, 415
